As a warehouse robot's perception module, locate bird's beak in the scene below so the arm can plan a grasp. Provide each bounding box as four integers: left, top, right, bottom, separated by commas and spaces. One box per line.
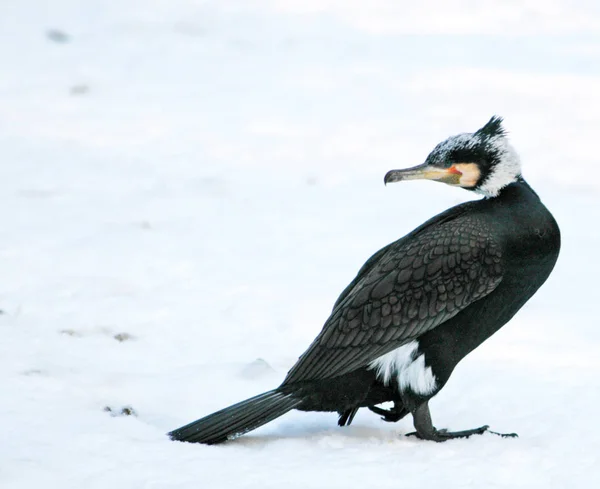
384, 163, 462, 186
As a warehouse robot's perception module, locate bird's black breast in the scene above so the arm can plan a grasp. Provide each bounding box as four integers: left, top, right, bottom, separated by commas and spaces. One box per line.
483, 178, 560, 287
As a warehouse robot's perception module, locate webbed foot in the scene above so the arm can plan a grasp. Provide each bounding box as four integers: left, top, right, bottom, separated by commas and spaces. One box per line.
408, 402, 517, 442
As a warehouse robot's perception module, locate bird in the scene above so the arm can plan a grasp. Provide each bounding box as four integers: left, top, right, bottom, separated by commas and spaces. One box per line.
168, 116, 560, 444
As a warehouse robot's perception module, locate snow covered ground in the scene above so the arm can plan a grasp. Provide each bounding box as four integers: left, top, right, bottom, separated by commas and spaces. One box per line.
2, 1, 600, 487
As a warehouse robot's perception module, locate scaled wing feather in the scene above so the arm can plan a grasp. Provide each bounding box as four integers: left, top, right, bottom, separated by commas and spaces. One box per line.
283, 215, 503, 385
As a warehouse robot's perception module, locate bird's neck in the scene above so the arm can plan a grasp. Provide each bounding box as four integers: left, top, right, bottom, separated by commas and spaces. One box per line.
488, 176, 537, 201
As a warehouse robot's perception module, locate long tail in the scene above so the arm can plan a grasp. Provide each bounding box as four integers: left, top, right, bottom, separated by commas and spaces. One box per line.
168, 389, 302, 444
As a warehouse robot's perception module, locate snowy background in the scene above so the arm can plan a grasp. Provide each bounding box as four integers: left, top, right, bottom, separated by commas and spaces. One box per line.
2, 1, 600, 488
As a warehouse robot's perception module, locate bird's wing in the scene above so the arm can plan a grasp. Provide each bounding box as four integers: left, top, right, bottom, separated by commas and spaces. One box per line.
283, 215, 504, 384
331, 242, 394, 311
330, 204, 469, 311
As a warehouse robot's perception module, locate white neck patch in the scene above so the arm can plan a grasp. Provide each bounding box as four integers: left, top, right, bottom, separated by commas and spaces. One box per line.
476, 136, 522, 198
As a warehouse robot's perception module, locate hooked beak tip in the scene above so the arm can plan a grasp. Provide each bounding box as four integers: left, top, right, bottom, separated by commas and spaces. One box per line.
384, 169, 408, 185
383, 170, 396, 186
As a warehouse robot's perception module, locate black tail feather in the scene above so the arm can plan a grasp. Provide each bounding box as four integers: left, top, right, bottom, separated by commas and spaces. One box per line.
168, 390, 301, 445
338, 407, 359, 426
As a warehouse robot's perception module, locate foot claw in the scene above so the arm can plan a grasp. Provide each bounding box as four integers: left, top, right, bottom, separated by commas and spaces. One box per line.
488, 430, 519, 438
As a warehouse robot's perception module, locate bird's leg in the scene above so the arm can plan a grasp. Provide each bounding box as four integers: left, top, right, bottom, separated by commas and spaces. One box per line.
406, 402, 494, 442
368, 402, 409, 423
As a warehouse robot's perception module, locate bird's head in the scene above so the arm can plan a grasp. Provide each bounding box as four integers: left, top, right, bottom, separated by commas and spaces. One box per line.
385, 116, 521, 197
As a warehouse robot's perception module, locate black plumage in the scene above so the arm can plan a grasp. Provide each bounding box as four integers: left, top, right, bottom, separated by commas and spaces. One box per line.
169, 117, 560, 444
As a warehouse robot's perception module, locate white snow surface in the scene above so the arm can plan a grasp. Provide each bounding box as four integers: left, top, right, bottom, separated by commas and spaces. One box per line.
2, 1, 600, 488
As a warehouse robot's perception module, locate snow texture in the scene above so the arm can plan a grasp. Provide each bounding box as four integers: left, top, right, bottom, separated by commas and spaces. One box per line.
1, 1, 600, 488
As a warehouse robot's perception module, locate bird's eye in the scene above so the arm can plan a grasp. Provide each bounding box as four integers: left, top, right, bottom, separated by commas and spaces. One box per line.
448, 149, 477, 166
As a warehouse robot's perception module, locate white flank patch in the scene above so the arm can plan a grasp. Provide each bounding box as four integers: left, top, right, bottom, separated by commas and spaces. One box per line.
369, 341, 438, 396
478, 136, 522, 197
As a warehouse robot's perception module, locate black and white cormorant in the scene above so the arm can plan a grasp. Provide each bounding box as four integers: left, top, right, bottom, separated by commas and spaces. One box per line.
169, 116, 560, 444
